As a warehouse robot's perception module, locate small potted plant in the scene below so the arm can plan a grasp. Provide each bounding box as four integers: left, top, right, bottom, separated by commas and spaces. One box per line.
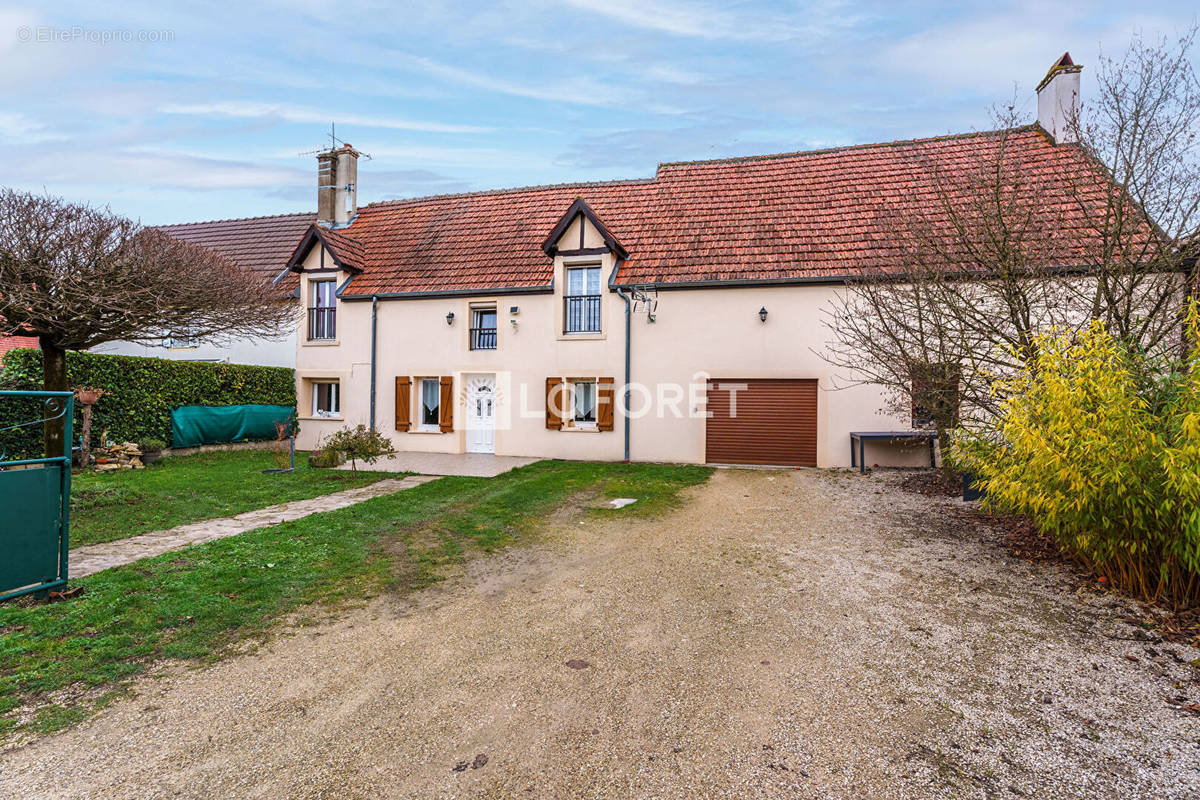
138, 438, 167, 464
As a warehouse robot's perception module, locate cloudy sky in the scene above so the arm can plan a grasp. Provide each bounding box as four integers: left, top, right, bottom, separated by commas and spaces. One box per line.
1, 1, 1195, 224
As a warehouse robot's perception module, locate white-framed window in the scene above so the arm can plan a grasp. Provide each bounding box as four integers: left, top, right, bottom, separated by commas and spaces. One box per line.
312, 381, 340, 418
418, 378, 440, 431
566, 265, 601, 295
564, 265, 602, 333
570, 379, 597, 427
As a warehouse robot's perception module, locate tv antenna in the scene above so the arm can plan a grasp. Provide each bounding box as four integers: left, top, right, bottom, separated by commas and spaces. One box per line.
298, 123, 372, 159
630, 284, 658, 323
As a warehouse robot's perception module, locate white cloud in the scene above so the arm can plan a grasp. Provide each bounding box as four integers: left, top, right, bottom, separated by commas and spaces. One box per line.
557, 0, 858, 42
0, 110, 64, 142
879, 5, 1185, 95
158, 101, 490, 134
391, 52, 645, 109
10, 146, 305, 191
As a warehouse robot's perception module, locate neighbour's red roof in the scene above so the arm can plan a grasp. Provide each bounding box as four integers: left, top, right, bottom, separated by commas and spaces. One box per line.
291, 126, 1120, 296
157, 212, 316, 281
0, 333, 39, 359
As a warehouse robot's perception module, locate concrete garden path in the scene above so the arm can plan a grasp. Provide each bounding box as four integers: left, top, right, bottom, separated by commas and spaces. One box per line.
69, 475, 439, 579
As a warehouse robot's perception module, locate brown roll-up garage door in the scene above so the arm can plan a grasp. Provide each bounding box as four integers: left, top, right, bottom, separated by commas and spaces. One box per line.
706, 378, 818, 466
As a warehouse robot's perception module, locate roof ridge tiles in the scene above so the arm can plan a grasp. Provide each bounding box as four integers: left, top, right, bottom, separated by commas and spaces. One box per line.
656, 125, 1040, 170
363, 178, 657, 209
359, 126, 1041, 217
155, 211, 315, 228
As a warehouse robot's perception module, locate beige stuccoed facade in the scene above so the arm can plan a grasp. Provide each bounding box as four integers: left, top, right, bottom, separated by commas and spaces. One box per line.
293, 214, 928, 469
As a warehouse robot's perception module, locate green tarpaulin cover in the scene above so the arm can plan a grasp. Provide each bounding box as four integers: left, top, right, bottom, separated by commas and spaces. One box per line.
170, 404, 295, 448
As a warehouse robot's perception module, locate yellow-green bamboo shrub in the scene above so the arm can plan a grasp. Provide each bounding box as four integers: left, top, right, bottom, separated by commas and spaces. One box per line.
953, 313, 1200, 607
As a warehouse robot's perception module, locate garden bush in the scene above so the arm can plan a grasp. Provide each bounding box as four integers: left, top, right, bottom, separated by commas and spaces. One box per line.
953, 319, 1200, 608
307, 449, 345, 469
0, 350, 294, 458
319, 424, 395, 472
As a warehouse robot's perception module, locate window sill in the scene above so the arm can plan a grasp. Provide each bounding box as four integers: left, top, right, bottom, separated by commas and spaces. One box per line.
409, 427, 446, 434
562, 425, 600, 432
557, 332, 605, 342
303, 339, 340, 347
299, 414, 343, 422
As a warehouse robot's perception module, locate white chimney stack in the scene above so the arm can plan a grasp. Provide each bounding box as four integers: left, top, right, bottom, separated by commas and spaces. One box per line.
317, 143, 360, 227
1036, 52, 1082, 145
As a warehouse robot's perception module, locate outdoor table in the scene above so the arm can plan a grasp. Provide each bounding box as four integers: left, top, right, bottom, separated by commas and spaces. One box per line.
849, 430, 937, 473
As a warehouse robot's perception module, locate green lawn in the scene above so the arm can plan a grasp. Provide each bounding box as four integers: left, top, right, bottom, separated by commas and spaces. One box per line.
0, 460, 711, 740
69, 449, 391, 548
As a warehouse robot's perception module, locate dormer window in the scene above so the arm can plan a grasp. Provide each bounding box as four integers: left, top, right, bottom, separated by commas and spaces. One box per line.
564, 265, 601, 334
308, 279, 336, 341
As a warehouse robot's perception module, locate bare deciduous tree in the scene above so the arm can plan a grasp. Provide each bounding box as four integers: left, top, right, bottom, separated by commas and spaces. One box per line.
825, 29, 1200, 445
0, 190, 295, 456
1062, 28, 1200, 354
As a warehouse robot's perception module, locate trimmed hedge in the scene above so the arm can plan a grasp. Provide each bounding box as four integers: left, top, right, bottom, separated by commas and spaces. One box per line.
0, 349, 294, 458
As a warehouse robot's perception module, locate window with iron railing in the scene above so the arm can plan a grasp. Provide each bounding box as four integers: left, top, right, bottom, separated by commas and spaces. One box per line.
564, 266, 601, 333
308, 279, 336, 340
470, 307, 497, 350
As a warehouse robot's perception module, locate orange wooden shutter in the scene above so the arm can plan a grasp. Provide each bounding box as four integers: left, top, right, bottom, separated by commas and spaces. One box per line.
439, 376, 454, 432
395, 376, 411, 431
597, 377, 615, 431
546, 377, 564, 430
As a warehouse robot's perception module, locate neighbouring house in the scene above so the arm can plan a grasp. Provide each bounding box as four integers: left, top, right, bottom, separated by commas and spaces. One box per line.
0, 326, 39, 361
92, 212, 315, 367
282, 55, 1105, 468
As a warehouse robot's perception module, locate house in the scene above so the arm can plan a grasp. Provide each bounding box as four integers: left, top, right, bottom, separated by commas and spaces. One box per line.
0, 327, 39, 361
92, 212, 315, 367
283, 55, 1099, 468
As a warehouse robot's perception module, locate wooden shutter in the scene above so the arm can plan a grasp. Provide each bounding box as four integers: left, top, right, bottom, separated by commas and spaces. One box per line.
439, 376, 454, 432
545, 377, 564, 430
394, 376, 411, 431
597, 377, 615, 431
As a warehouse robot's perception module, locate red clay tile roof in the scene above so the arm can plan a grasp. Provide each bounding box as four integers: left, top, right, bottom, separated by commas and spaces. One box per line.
336, 180, 655, 296
299, 126, 1120, 296
157, 212, 316, 281
0, 333, 39, 359
619, 127, 1115, 285
301, 225, 365, 272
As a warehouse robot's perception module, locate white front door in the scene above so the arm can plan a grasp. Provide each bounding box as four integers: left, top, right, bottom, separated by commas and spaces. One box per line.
466, 375, 496, 454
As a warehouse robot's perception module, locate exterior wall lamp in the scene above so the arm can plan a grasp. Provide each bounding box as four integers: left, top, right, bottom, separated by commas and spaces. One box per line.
445, 311, 455, 326
758, 306, 768, 323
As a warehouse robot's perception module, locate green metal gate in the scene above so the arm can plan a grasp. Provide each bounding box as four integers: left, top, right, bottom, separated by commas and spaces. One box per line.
0, 390, 73, 602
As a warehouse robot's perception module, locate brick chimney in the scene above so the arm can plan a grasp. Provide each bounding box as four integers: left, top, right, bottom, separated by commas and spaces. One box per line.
1036, 52, 1082, 144
317, 143, 360, 226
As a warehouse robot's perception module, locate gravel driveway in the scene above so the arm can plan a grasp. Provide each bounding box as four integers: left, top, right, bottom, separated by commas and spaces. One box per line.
3, 468, 1198, 799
